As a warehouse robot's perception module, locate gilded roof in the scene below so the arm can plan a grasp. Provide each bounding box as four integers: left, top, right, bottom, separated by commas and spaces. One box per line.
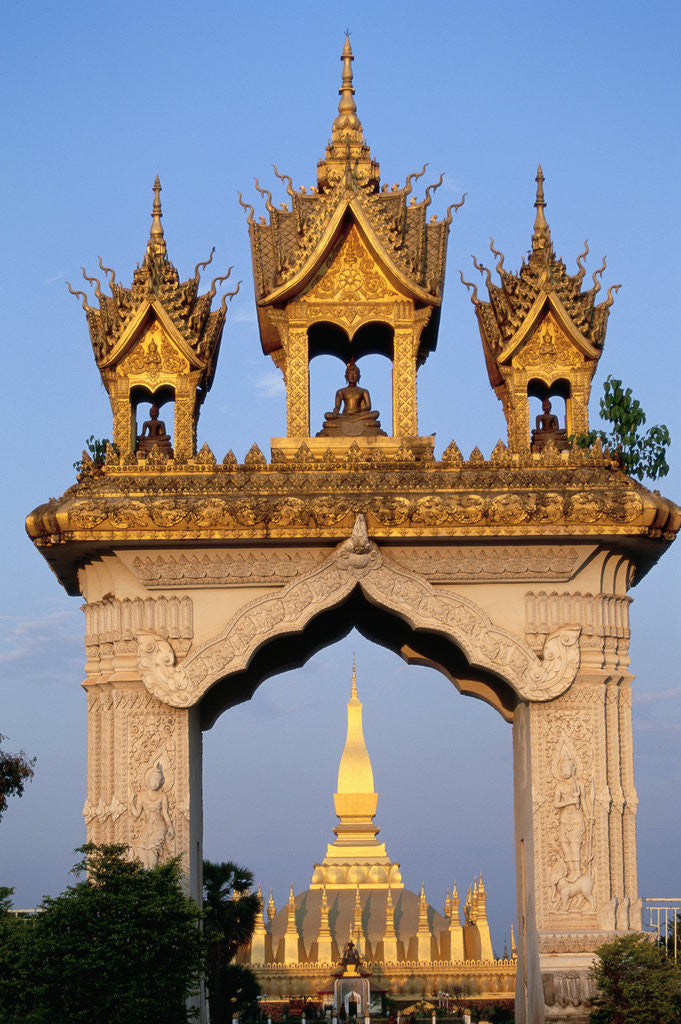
68, 178, 238, 390
243, 38, 463, 307
464, 167, 620, 360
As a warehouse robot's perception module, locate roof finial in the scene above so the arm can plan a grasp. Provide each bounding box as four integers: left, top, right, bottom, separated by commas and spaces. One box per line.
532, 164, 551, 252
334, 33, 360, 133
351, 653, 358, 699
150, 175, 164, 238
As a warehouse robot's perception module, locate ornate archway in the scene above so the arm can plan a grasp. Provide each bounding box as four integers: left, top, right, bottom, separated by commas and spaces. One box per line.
28, 39, 680, 1024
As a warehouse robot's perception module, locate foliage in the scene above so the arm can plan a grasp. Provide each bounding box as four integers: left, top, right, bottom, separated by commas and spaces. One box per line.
219, 963, 261, 1017
0, 844, 204, 1024
73, 434, 118, 475
571, 375, 670, 481
590, 932, 681, 1024
0, 734, 35, 821
203, 861, 261, 1024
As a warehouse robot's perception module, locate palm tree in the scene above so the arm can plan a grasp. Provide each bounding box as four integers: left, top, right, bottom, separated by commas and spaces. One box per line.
203, 861, 261, 1024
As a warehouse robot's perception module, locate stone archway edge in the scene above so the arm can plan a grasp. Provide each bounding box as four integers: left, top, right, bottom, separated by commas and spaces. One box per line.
136, 515, 581, 708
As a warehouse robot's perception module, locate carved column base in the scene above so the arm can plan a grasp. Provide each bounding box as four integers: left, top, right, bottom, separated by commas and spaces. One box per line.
541, 956, 597, 1022
539, 937, 616, 1023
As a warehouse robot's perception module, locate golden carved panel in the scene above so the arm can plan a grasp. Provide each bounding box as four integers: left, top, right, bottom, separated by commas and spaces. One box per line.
303, 224, 401, 306
119, 321, 189, 379
514, 316, 583, 373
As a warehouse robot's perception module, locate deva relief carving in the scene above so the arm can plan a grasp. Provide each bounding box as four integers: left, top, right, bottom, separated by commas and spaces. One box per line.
83, 686, 188, 867
135, 515, 581, 709
131, 550, 327, 588
131, 761, 175, 868
531, 699, 602, 929
549, 737, 596, 914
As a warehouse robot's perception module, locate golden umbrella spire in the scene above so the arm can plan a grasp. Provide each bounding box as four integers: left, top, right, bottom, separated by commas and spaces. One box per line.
351, 652, 358, 699
532, 164, 552, 253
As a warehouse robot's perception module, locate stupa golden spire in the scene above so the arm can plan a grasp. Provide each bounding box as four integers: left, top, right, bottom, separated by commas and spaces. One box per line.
311, 659, 402, 889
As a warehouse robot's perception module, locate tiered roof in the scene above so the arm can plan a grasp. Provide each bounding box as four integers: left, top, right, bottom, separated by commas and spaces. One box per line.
243, 36, 463, 344
464, 167, 620, 381
69, 177, 238, 389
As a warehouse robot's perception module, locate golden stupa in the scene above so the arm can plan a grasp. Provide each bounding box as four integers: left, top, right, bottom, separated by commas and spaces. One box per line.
243, 661, 515, 1008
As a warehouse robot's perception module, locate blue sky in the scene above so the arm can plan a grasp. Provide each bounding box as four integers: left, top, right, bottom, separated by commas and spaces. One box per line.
2, 0, 681, 951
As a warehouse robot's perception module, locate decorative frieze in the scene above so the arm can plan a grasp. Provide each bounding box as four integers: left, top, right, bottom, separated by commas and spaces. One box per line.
131, 550, 326, 588
84, 595, 193, 643
392, 546, 583, 582
525, 592, 630, 654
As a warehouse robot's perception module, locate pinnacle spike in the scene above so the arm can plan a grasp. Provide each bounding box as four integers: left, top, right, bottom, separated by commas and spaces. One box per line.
150, 175, 164, 238
532, 164, 551, 252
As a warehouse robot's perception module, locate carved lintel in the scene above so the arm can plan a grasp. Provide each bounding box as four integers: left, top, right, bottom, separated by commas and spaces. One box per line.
136, 515, 581, 708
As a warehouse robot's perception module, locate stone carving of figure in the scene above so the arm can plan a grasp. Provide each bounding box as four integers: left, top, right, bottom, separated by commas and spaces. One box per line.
549, 757, 596, 912
317, 361, 386, 438
131, 762, 174, 867
137, 402, 173, 457
553, 758, 587, 881
531, 397, 568, 452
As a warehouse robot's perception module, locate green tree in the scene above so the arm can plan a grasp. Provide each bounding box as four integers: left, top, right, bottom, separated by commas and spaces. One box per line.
202, 861, 261, 1024
0, 844, 204, 1024
590, 932, 681, 1024
572, 375, 671, 481
0, 734, 35, 821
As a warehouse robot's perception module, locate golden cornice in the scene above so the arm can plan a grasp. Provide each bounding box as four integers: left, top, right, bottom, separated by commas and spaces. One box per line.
26, 443, 680, 595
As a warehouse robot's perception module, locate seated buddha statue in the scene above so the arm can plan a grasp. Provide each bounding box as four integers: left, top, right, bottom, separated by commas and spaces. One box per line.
137, 402, 174, 457
316, 361, 386, 438
531, 397, 568, 452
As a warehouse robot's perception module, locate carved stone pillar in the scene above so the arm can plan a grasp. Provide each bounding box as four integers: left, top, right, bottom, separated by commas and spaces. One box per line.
174, 373, 200, 460
109, 374, 134, 457
83, 681, 203, 900
82, 594, 202, 900
286, 324, 310, 436
513, 666, 640, 1024
393, 326, 417, 436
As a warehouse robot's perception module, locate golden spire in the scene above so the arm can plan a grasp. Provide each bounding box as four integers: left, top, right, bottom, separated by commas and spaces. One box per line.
531, 164, 552, 253
334, 34, 361, 134
444, 889, 451, 918
511, 922, 517, 958
317, 37, 379, 191
311, 658, 402, 889
150, 175, 164, 238
267, 886, 276, 921
384, 887, 396, 938
336, 658, 374, 796
255, 883, 266, 928
353, 884, 364, 952
319, 886, 332, 936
